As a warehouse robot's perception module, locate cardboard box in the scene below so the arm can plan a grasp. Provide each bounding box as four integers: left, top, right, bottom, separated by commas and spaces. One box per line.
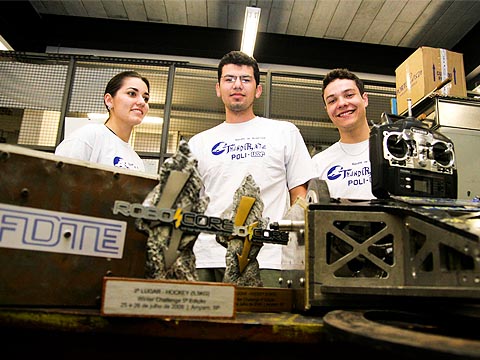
395, 47, 466, 114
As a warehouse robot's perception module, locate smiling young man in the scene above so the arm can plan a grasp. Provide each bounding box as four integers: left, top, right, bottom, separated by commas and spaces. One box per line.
188, 51, 314, 286
312, 68, 375, 200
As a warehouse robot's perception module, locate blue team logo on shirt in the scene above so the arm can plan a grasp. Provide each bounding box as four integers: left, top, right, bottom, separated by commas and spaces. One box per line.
211, 141, 266, 160
327, 164, 371, 186
212, 142, 226, 155
113, 156, 139, 169
327, 165, 343, 180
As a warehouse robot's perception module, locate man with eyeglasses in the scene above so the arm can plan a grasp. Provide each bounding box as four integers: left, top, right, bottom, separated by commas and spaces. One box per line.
188, 50, 314, 287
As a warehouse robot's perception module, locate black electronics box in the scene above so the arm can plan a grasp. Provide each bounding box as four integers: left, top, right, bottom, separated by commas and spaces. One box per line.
369, 113, 457, 199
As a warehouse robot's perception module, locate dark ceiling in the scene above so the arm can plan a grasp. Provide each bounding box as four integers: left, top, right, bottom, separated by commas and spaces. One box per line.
0, 1, 479, 90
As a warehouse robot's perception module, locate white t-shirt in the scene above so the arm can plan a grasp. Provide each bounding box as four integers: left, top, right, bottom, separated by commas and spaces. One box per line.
55, 123, 145, 172
312, 140, 375, 200
188, 117, 315, 270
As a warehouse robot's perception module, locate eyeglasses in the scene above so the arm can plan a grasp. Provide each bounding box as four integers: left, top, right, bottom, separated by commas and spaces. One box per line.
221, 75, 253, 84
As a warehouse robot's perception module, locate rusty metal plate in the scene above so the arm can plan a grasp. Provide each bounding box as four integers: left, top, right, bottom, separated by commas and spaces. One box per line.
0, 144, 159, 307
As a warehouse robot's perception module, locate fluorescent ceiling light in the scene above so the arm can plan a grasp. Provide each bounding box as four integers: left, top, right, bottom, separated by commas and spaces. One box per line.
87, 113, 163, 124
0, 35, 13, 51
142, 116, 163, 124
88, 113, 109, 122
240, 7, 261, 57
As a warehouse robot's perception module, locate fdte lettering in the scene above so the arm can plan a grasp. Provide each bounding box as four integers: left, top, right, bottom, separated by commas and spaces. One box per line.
0, 204, 126, 258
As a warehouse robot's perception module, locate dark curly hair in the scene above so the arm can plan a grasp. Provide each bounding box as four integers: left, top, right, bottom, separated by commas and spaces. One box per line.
322, 68, 364, 104
217, 50, 260, 86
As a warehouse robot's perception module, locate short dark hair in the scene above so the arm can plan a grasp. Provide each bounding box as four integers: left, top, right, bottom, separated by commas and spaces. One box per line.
104, 71, 150, 110
217, 51, 260, 86
322, 68, 365, 104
